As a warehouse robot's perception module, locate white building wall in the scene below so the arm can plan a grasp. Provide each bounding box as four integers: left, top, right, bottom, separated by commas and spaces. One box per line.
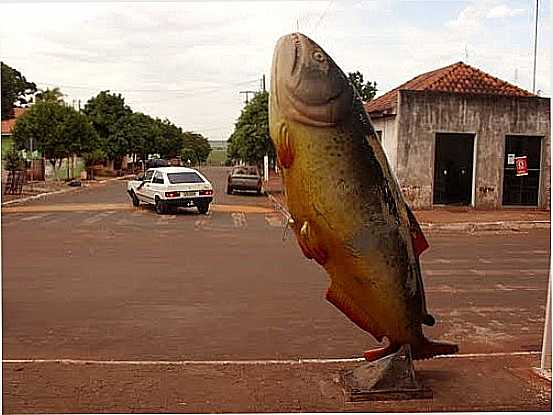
371, 116, 398, 173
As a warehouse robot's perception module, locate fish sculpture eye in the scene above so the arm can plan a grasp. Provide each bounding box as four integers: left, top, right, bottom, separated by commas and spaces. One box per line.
312, 50, 325, 63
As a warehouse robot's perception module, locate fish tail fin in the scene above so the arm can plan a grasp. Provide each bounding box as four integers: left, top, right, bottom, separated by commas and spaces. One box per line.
411, 338, 459, 360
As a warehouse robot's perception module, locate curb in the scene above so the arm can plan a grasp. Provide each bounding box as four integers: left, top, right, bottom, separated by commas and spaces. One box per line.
266, 191, 550, 232
1, 174, 135, 207
421, 220, 550, 232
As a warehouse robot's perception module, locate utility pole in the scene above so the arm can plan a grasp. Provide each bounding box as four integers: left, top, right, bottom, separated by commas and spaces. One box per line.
262, 74, 266, 92
541, 275, 551, 370
239, 90, 256, 104
29, 137, 34, 192
532, 0, 539, 93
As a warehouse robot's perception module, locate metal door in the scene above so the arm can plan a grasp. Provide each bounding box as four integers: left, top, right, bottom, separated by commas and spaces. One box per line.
502, 136, 541, 206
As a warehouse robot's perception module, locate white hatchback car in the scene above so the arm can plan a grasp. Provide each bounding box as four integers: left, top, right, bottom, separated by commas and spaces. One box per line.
127, 167, 214, 214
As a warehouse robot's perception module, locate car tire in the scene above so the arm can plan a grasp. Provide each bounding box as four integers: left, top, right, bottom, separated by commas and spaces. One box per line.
226, 185, 233, 195
130, 191, 140, 207
155, 197, 166, 215
197, 203, 209, 215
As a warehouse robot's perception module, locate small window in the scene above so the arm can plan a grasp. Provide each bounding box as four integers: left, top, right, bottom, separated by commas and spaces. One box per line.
143, 170, 154, 182
152, 171, 164, 184
167, 172, 205, 184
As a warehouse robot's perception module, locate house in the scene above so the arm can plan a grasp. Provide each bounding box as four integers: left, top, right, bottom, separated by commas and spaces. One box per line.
1, 108, 27, 158
365, 62, 550, 209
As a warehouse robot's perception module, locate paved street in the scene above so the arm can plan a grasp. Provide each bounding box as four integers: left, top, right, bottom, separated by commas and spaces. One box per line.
2, 167, 550, 363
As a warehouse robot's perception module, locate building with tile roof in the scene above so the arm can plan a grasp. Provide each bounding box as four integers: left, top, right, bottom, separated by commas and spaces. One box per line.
1, 108, 27, 159
364, 62, 550, 209
1, 108, 27, 136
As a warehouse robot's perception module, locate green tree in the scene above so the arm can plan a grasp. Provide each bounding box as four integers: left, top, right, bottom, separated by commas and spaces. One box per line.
347, 71, 377, 102
110, 112, 160, 163
180, 147, 197, 166
182, 131, 211, 164
12, 101, 99, 178
35, 87, 65, 104
1, 62, 37, 120
82, 91, 132, 160
155, 118, 183, 159
227, 91, 273, 165
4, 148, 25, 172
82, 148, 107, 168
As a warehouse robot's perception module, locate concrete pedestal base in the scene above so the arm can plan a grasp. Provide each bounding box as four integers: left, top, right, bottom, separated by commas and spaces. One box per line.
341, 344, 432, 402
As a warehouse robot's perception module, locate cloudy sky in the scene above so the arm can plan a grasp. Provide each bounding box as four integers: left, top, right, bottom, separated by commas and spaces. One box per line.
1, 0, 550, 140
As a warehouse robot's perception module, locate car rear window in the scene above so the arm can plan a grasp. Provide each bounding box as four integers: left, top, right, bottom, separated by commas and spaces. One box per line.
233, 167, 259, 175
167, 172, 205, 184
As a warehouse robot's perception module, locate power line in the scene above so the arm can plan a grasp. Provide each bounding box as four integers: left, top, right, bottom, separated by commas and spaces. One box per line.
312, 0, 334, 33
33, 78, 260, 94
239, 90, 256, 104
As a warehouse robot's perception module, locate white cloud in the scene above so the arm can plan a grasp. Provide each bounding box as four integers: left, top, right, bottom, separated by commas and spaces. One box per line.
0, 1, 548, 139
486, 4, 525, 18
447, 2, 527, 35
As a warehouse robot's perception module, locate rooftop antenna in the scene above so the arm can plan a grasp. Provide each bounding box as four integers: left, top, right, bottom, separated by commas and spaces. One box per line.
464, 45, 469, 61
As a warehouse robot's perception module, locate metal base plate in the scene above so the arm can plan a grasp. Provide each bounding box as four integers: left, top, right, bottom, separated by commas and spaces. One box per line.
341, 345, 433, 402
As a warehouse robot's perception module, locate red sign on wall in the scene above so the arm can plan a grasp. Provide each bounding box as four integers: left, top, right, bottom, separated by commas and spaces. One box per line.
515, 156, 528, 176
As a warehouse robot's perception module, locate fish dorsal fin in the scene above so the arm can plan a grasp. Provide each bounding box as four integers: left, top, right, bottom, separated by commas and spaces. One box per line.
405, 204, 429, 257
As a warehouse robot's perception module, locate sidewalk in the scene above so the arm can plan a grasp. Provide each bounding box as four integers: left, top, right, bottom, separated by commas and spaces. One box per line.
3, 353, 550, 412
264, 173, 550, 231
1, 175, 135, 206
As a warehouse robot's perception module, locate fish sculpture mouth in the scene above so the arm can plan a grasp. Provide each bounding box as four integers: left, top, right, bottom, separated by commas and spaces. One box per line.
271, 32, 354, 127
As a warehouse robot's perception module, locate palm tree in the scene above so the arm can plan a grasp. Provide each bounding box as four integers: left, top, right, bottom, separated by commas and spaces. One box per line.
35, 87, 64, 104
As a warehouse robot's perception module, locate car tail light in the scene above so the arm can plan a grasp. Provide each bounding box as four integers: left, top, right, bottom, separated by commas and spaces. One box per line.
165, 191, 180, 198
199, 189, 213, 196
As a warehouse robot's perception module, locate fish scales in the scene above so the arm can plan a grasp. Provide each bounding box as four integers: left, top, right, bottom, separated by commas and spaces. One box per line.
269, 32, 458, 361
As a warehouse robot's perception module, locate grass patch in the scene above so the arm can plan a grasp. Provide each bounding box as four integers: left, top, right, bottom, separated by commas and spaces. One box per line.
207, 149, 228, 166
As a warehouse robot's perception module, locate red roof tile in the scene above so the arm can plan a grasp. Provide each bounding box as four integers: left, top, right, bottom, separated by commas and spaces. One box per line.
1, 108, 27, 135
364, 62, 534, 116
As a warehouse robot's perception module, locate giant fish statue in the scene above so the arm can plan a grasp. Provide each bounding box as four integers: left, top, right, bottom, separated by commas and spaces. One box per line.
269, 33, 458, 361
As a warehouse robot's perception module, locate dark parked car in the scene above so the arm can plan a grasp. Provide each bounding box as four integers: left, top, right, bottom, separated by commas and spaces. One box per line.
145, 159, 170, 169
227, 166, 263, 195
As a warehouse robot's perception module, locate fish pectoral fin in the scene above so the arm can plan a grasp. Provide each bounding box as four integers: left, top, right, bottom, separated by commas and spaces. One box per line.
277, 123, 294, 169
298, 221, 327, 265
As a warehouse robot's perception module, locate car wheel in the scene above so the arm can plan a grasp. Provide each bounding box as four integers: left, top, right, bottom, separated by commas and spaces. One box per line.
155, 197, 166, 214
226, 185, 233, 195
131, 191, 140, 207
197, 203, 209, 215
